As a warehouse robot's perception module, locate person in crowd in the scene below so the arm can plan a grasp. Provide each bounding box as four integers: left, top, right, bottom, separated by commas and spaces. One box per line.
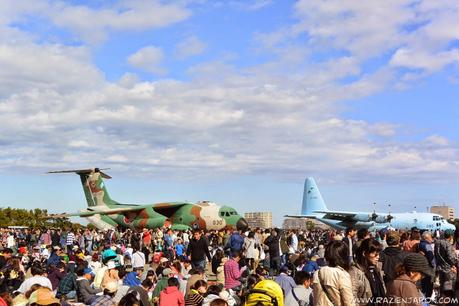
0, 257, 25, 293
47, 246, 62, 267
418, 230, 435, 299
223, 250, 246, 291
386, 253, 433, 306
124, 265, 143, 287
101, 260, 120, 289
379, 231, 408, 284
355, 229, 370, 250
185, 279, 207, 306
349, 238, 385, 306
90, 280, 118, 306
75, 265, 102, 305
0, 248, 13, 270
129, 278, 154, 306
227, 229, 244, 254
313, 240, 355, 306
132, 246, 146, 269
402, 230, 420, 253
264, 229, 282, 276
18, 263, 53, 293
113, 268, 130, 303
243, 231, 258, 271
186, 268, 205, 296
47, 262, 66, 293
57, 264, 77, 299
342, 227, 357, 264
187, 230, 212, 270
274, 265, 296, 296
159, 277, 185, 306
153, 268, 175, 299
435, 229, 457, 300
284, 271, 313, 306
119, 291, 141, 306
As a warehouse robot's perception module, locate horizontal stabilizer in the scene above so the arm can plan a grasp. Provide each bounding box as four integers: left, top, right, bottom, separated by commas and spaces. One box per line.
48, 168, 111, 179
284, 214, 317, 219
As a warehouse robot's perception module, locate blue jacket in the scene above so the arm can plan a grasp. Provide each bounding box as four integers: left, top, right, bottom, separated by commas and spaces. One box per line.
302, 260, 319, 274
47, 252, 60, 267
123, 271, 141, 287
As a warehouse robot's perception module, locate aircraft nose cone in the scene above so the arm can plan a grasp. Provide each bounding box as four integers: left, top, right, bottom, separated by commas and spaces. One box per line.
236, 218, 248, 231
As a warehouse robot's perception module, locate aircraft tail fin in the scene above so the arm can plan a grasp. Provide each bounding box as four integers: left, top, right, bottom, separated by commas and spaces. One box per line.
301, 177, 328, 215
48, 168, 119, 209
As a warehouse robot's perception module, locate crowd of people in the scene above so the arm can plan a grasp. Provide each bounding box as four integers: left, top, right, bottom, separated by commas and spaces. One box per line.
0, 225, 459, 305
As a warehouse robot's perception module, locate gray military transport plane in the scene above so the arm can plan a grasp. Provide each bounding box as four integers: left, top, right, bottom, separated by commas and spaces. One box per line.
286, 177, 456, 232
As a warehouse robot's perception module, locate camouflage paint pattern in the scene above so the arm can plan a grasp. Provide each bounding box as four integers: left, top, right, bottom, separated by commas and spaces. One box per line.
52, 168, 248, 231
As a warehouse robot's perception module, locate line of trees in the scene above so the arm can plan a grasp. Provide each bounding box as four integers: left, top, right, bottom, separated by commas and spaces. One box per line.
0, 207, 76, 229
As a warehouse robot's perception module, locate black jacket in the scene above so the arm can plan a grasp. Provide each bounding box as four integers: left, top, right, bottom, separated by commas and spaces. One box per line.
379, 247, 408, 284
264, 231, 282, 258
187, 237, 211, 262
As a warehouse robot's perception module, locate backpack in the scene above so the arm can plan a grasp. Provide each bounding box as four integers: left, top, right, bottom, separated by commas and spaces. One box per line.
229, 234, 244, 251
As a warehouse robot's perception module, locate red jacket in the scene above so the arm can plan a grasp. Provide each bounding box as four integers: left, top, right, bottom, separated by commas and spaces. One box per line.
159, 286, 185, 306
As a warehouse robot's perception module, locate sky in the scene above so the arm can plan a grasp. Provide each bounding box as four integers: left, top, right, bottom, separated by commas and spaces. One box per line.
1, 0, 459, 226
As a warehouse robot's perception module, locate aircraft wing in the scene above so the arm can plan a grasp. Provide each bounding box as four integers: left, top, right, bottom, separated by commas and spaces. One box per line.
315, 211, 357, 222
47, 206, 147, 218
284, 215, 317, 219
314, 210, 392, 223
47, 202, 191, 219
152, 202, 190, 218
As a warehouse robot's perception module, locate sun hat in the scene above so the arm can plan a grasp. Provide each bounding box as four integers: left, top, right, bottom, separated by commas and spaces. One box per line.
28, 288, 60, 305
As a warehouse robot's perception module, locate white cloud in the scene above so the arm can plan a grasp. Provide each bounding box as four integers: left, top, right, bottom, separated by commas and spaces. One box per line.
0, 0, 191, 44
0, 1, 459, 185
127, 46, 166, 75
175, 36, 206, 59
390, 48, 459, 73
230, 0, 273, 11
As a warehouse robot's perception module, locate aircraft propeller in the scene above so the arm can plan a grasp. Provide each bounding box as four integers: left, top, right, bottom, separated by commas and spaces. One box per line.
371, 202, 378, 221
387, 204, 393, 223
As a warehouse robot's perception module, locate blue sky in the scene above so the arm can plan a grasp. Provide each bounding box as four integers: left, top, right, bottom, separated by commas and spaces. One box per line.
1, 0, 459, 226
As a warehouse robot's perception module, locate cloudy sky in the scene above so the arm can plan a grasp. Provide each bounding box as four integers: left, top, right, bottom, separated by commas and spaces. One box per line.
1, 0, 459, 225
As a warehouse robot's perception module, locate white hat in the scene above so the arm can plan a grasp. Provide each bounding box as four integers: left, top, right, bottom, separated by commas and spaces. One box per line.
105, 281, 118, 293
159, 257, 169, 263
72, 245, 79, 250
107, 261, 116, 269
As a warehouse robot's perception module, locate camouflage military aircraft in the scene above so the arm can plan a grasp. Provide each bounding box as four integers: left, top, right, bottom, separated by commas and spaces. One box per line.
48, 168, 248, 231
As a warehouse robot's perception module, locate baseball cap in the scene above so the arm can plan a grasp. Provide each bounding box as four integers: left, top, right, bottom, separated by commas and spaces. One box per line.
162, 268, 173, 276
159, 257, 169, 264
107, 260, 116, 270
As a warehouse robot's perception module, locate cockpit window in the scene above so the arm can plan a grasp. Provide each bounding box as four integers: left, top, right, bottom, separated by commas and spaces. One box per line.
433, 216, 439, 221
220, 212, 225, 217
